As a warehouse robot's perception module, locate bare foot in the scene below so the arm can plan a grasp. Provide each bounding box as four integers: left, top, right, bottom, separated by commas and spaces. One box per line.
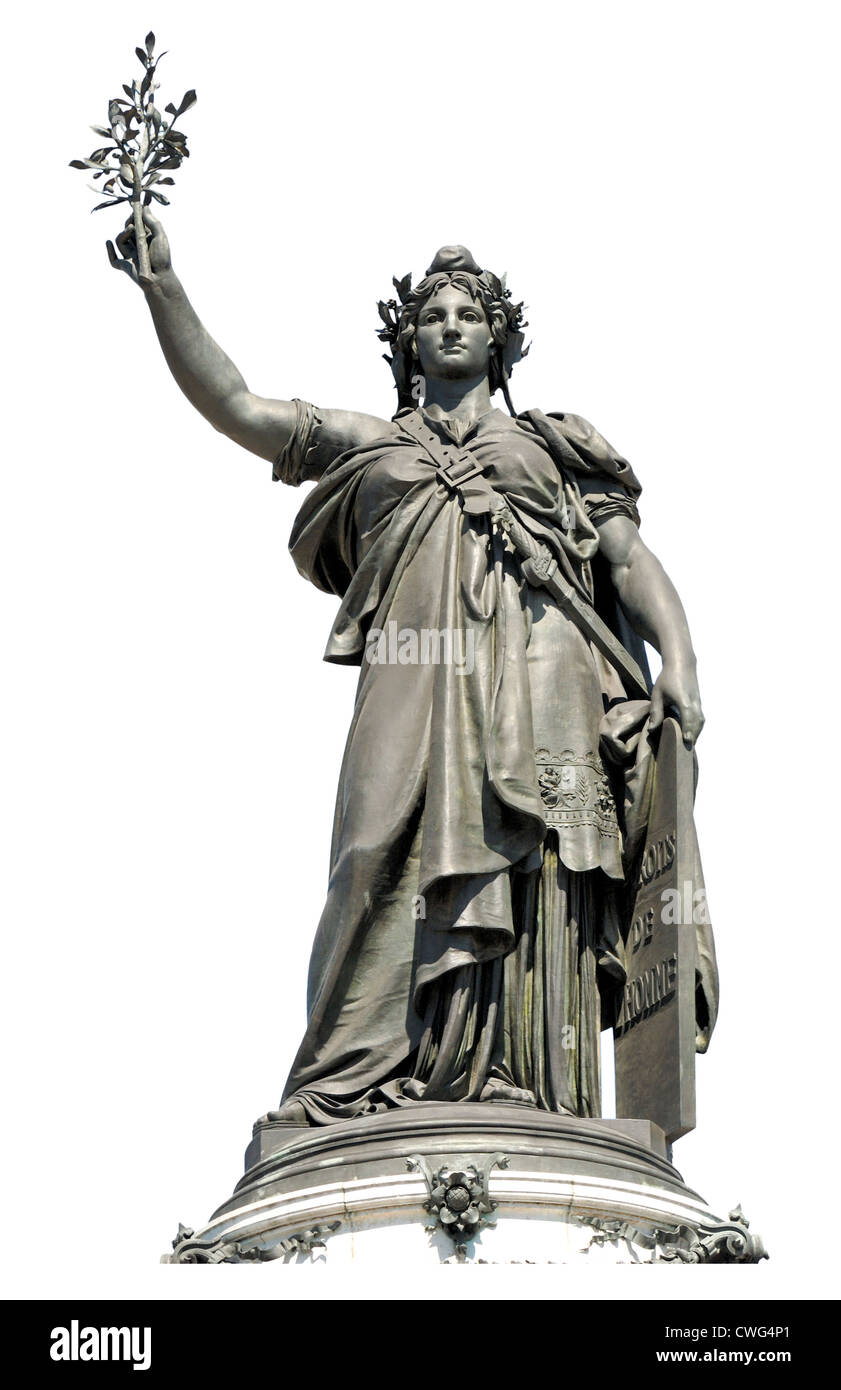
254, 1100, 308, 1128
480, 1081, 536, 1106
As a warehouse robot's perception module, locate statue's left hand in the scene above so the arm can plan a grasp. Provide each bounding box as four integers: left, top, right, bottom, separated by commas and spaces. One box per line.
649, 659, 704, 749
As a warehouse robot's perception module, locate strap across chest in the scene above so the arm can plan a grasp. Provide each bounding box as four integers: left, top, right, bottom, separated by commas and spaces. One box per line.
397, 411, 498, 515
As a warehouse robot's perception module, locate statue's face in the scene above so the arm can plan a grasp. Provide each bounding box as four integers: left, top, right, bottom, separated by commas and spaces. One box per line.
414, 285, 494, 381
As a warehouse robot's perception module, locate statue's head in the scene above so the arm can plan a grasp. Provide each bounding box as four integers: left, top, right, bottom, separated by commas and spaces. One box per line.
377, 246, 528, 413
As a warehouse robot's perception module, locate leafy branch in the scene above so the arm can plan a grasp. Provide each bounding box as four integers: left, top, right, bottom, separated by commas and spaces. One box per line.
69, 32, 196, 279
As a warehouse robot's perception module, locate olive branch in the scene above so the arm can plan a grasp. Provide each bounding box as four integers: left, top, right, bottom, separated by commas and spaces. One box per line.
69, 32, 196, 279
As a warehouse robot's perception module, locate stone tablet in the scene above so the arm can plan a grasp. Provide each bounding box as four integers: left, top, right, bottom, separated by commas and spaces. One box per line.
614, 718, 698, 1143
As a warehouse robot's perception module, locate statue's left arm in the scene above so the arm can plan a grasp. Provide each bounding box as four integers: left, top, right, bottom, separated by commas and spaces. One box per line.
592, 514, 704, 748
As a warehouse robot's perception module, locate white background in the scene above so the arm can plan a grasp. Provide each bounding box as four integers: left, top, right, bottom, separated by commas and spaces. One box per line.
2, 0, 839, 1302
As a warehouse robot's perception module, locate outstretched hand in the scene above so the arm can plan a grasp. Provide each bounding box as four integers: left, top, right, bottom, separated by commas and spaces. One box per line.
106, 210, 171, 289
649, 660, 705, 749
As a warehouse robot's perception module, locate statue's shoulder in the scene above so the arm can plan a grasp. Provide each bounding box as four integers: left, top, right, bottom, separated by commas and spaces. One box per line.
520, 408, 613, 457
319, 408, 399, 453
517, 408, 641, 498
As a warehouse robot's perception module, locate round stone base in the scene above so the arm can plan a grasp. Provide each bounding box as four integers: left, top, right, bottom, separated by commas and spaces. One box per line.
164, 1105, 766, 1265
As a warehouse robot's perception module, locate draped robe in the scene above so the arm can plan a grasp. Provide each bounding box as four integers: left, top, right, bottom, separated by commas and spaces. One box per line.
272, 404, 718, 1122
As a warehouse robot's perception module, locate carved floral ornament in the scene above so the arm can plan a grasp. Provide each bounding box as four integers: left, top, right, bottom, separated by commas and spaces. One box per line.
580, 1205, 768, 1264
163, 1220, 341, 1264
406, 1152, 510, 1260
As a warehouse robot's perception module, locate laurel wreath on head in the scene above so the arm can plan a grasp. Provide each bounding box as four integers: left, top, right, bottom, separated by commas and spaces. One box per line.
376, 267, 529, 411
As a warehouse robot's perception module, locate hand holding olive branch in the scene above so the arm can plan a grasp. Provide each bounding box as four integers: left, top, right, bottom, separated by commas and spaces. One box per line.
72, 36, 297, 463
107, 209, 172, 288
69, 31, 196, 282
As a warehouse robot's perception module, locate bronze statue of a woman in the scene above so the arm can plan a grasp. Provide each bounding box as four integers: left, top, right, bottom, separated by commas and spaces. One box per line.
109, 216, 718, 1128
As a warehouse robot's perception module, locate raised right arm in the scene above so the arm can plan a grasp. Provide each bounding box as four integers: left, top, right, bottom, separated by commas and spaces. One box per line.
108, 212, 392, 468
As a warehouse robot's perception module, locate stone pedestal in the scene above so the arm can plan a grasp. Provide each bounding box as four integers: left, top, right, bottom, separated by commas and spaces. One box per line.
164, 1105, 766, 1265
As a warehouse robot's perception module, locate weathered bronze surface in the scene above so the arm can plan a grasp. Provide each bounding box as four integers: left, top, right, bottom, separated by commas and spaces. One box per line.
613, 717, 716, 1141
103, 219, 719, 1138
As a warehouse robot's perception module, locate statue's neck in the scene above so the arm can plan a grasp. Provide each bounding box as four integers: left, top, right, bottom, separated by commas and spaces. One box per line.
421, 373, 493, 424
